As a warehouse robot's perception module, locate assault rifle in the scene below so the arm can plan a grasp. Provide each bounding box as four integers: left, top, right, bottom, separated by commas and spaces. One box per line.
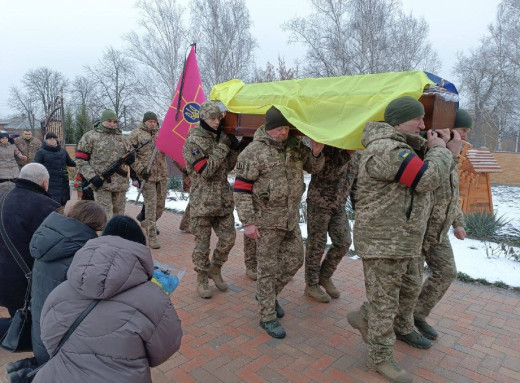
83, 140, 151, 190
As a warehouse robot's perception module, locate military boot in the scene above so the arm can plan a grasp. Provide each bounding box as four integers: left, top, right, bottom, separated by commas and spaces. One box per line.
396, 330, 432, 349
148, 223, 161, 249
304, 284, 331, 303
246, 267, 257, 281
319, 276, 340, 299
259, 319, 286, 339
367, 357, 413, 383
136, 206, 145, 222
347, 310, 368, 343
208, 263, 228, 291
414, 318, 438, 340
197, 272, 212, 299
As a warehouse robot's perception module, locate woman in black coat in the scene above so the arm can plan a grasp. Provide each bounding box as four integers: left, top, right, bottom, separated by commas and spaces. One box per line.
34, 133, 76, 206
29, 200, 107, 365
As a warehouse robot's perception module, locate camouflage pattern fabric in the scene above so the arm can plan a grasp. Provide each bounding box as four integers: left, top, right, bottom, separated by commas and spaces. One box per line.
94, 189, 126, 221
353, 121, 453, 260
415, 234, 457, 320
76, 125, 130, 193
305, 203, 350, 285
190, 213, 236, 272
360, 257, 421, 364
141, 179, 167, 241
256, 227, 304, 322
305, 146, 355, 286
233, 127, 324, 231
179, 202, 191, 231
182, 124, 238, 217
14, 136, 42, 168
243, 234, 257, 270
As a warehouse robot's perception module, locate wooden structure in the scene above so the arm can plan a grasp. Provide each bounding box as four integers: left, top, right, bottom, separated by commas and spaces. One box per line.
222, 92, 457, 138
458, 143, 502, 213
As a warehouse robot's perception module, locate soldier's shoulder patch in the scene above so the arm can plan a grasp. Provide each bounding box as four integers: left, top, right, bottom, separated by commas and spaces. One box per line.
398, 150, 411, 160
236, 161, 245, 170
191, 148, 201, 156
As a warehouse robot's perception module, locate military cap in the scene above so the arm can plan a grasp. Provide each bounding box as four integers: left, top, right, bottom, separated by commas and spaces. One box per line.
454, 109, 473, 129
199, 101, 222, 120
100, 109, 118, 122
143, 111, 158, 122
265, 106, 290, 131
384, 96, 425, 127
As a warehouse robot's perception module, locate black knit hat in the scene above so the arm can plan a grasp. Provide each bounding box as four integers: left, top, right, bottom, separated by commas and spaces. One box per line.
454, 109, 473, 129
45, 132, 58, 139
102, 215, 147, 246
143, 111, 158, 123
265, 106, 290, 131
0, 132, 9, 139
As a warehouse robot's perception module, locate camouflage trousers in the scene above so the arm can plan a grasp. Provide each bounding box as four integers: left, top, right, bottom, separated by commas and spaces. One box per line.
243, 234, 257, 270
257, 226, 304, 322
94, 189, 126, 221
305, 203, 350, 285
179, 201, 191, 231
360, 257, 421, 364
414, 234, 457, 320
142, 179, 167, 240
190, 213, 236, 272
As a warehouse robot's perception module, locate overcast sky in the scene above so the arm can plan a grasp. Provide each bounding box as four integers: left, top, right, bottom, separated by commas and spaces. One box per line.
0, 0, 501, 117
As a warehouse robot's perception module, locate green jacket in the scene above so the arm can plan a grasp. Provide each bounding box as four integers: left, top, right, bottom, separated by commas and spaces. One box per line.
182, 124, 238, 217
353, 121, 453, 259
234, 127, 324, 231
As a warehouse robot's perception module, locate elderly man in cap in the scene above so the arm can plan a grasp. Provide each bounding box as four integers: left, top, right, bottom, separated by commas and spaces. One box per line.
128, 111, 168, 249
14, 129, 42, 168
76, 109, 135, 220
233, 106, 324, 339
347, 96, 460, 382
182, 101, 240, 299
413, 109, 468, 341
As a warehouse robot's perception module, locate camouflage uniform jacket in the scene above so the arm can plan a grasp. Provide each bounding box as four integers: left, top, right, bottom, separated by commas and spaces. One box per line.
14, 136, 42, 165
353, 121, 453, 259
76, 125, 130, 192
306, 146, 356, 210
182, 124, 238, 217
128, 123, 168, 182
234, 127, 325, 231
424, 154, 465, 247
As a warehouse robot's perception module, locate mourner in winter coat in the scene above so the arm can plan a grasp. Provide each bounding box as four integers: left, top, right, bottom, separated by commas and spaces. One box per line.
34, 132, 76, 205
29, 201, 107, 365
0, 132, 26, 181
34, 215, 182, 383
0, 163, 59, 336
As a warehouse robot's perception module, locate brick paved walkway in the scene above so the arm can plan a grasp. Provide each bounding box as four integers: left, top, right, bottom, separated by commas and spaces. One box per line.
1, 200, 520, 382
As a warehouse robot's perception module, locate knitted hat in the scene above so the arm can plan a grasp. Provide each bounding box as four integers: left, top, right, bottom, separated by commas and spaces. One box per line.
454, 109, 473, 129
0, 132, 9, 139
100, 109, 118, 122
102, 215, 147, 246
45, 132, 58, 139
199, 101, 222, 120
143, 111, 158, 123
384, 96, 425, 126
265, 106, 290, 131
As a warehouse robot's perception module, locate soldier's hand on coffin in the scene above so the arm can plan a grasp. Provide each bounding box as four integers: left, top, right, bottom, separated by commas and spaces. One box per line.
446, 129, 462, 156
310, 139, 324, 157
435, 129, 451, 143
426, 130, 446, 149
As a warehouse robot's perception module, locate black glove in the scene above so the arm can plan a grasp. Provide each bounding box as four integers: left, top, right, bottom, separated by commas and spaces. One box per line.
90, 175, 104, 188
125, 152, 136, 165
228, 134, 240, 150
141, 169, 151, 181
238, 136, 253, 150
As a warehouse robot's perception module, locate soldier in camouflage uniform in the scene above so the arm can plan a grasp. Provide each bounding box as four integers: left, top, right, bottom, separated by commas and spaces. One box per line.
128, 112, 168, 249
304, 146, 357, 302
347, 97, 458, 383
182, 101, 240, 299
76, 110, 134, 221
413, 109, 469, 340
14, 130, 42, 168
233, 106, 324, 339
243, 234, 257, 280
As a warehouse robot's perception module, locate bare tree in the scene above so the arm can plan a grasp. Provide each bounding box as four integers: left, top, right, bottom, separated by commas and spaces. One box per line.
284, 0, 440, 76
189, 0, 257, 91
124, 0, 190, 110
8, 87, 38, 132
253, 56, 301, 82
86, 47, 142, 128
21, 67, 68, 117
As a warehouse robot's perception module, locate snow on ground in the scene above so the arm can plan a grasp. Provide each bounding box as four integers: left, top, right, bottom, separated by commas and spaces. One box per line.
126, 179, 520, 288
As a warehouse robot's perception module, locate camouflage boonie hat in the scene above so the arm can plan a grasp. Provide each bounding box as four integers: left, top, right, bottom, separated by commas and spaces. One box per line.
199, 101, 222, 120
